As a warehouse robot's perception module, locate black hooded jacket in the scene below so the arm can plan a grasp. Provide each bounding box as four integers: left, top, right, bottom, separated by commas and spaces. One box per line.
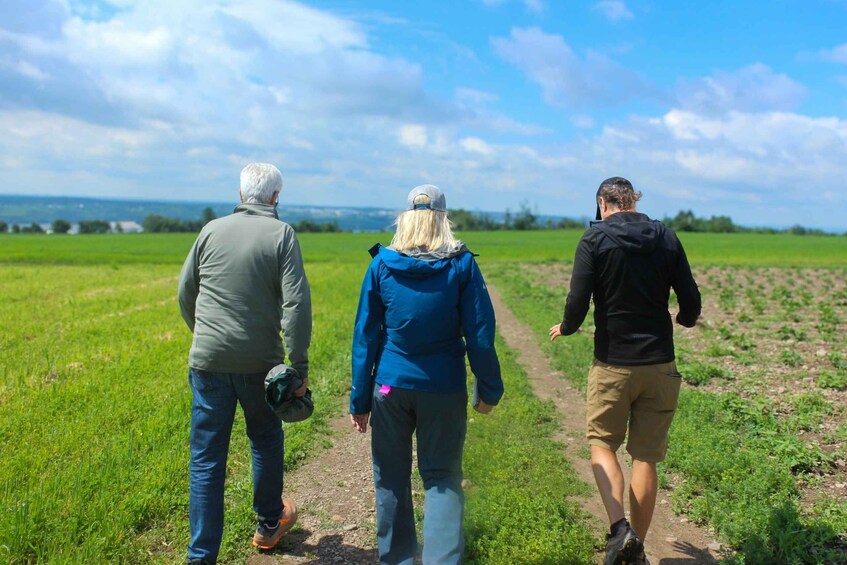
560, 211, 701, 365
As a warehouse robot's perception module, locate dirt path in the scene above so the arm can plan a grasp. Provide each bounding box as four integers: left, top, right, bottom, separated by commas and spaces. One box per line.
246, 415, 378, 565
487, 285, 721, 565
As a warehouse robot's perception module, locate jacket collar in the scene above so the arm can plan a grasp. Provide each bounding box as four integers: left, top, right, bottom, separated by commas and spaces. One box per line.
233, 202, 278, 219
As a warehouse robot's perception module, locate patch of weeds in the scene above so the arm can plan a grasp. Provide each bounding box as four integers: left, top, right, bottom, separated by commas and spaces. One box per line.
780, 349, 803, 368
718, 325, 755, 351
756, 434, 833, 474
732, 332, 755, 351
798, 289, 814, 307
704, 342, 735, 357
680, 361, 731, 386
771, 285, 791, 302
777, 325, 807, 341
667, 391, 843, 563
833, 288, 847, 307
819, 302, 840, 325
719, 288, 737, 312
829, 352, 847, 371
817, 304, 840, 342
657, 466, 670, 490
804, 498, 847, 544
787, 392, 832, 432
734, 350, 758, 367
780, 372, 808, 383
816, 370, 847, 390
737, 311, 753, 323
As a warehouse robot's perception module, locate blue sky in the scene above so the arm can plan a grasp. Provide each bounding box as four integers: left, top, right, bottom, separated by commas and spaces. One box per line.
1, 0, 846, 229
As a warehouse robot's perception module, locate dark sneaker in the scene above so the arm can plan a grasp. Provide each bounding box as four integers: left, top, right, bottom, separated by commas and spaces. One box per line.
634, 550, 650, 565
252, 497, 298, 550
604, 523, 644, 565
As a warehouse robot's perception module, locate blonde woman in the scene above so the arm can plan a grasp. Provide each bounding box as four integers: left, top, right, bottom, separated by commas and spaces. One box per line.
350, 184, 504, 564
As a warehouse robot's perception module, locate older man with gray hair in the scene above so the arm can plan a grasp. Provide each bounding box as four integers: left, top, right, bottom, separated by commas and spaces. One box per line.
178, 163, 312, 565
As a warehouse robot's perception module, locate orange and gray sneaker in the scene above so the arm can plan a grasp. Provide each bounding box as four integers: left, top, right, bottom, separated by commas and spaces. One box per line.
252, 498, 298, 550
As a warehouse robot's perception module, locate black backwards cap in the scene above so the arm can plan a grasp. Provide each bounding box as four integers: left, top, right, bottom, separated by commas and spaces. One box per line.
595, 177, 634, 221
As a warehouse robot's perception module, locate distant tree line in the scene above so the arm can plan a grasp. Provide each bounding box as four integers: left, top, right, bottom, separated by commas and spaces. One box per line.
451, 201, 586, 231
141, 207, 343, 233
661, 210, 839, 236
290, 220, 342, 233
141, 207, 218, 232
0, 219, 122, 234
0, 206, 842, 235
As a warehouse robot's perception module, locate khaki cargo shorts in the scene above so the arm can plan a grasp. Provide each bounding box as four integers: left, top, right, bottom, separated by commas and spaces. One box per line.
586, 358, 682, 462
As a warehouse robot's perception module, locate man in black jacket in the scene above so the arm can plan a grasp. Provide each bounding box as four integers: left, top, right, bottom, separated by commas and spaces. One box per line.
549, 177, 701, 565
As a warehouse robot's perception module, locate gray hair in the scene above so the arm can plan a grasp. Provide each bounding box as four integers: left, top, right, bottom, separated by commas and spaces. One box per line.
240, 163, 282, 204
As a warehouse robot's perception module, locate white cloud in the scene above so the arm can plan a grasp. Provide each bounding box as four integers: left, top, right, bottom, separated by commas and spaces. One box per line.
491, 27, 657, 108
3, 0, 436, 131
524, 0, 544, 12
465, 114, 552, 136
460, 137, 494, 155
63, 19, 173, 68
399, 124, 428, 147
676, 63, 805, 114
220, 0, 368, 54
0, 28, 64, 57
585, 108, 847, 221
571, 114, 595, 128
818, 42, 847, 64
456, 87, 498, 105
480, 0, 544, 11
0, 57, 49, 80
593, 1, 634, 21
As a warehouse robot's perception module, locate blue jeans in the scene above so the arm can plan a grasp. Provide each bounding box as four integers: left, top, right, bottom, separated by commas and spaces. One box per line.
370, 386, 467, 565
187, 368, 285, 564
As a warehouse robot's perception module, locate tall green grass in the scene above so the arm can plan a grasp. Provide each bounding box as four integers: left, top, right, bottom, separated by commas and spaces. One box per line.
464, 337, 595, 564
2, 228, 845, 267
0, 256, 359, 563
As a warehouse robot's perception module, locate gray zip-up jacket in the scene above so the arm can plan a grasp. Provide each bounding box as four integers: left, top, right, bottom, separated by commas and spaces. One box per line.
178, 203, 312, 377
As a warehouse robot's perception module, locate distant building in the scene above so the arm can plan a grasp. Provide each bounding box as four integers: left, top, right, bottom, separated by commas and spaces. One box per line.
111, 221, 143, 233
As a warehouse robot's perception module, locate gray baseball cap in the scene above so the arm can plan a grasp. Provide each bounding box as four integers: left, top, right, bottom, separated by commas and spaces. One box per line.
407, 184, 447, 212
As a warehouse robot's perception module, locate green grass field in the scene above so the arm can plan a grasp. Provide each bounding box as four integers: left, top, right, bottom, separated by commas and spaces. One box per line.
1, 230, 845, 564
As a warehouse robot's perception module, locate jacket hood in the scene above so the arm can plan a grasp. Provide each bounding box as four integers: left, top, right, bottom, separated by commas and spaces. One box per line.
592, 211, 663, 253
371, 242, 469, 277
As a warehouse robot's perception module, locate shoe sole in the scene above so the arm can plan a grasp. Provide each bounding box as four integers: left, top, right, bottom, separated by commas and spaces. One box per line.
615, 537, 644, 564
252, 514, 298, 550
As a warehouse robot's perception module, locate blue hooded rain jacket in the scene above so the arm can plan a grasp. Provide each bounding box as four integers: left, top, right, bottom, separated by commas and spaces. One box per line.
350, 243, 503, 414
